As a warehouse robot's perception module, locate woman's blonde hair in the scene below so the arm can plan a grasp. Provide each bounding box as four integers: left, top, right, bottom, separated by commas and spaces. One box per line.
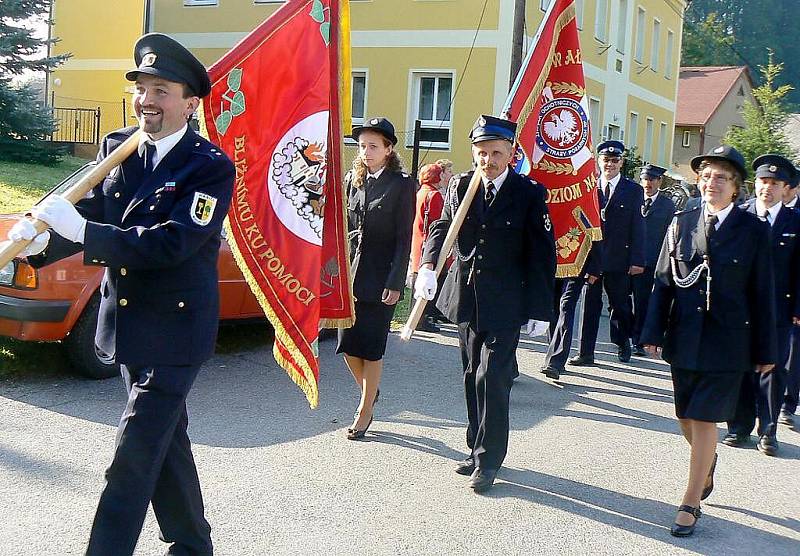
351, 136, 404, 188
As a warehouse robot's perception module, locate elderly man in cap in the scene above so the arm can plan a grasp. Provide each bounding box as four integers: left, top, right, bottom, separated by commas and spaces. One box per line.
724, 154, 800, 456
415, 115, 555, 492
7, 33, 234, 555
631, 164, 676, 355
571, 140, 645, 366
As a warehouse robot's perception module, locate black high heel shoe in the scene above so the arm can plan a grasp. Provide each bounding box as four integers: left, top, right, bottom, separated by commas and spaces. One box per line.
347, 414, 373, 440
701, 453, 718, 501
670, 505, 701, 537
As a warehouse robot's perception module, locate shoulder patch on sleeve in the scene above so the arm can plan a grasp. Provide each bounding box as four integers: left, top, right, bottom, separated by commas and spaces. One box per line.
190, 192, 217, 226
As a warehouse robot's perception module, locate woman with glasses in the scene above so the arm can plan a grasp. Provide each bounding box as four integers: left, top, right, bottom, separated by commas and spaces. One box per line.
641, 145, 777, 537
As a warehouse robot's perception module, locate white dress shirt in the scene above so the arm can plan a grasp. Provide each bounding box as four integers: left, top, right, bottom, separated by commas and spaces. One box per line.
138, 124, 188, 170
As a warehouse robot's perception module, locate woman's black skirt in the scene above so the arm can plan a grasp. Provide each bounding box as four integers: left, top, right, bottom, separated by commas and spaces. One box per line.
336, 300, 396, 361
671, 367, 746, 422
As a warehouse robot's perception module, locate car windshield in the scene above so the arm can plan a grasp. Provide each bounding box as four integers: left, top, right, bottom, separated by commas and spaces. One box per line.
40, 163, 96, 203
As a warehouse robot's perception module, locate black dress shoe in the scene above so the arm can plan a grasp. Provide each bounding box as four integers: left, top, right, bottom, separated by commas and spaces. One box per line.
670, 504, 701, 537
468, 468, 498, 493
701, 453, 717, 501
346, 415, 373, 440
778, 410, 794, 426
455, 457, 475, 476
722, 433, 749, 447
757, 435, 779, 456
618, 343, 632, 362
540, 365, 562, 380
632, 344, 647, 356
567, 354, 595, 366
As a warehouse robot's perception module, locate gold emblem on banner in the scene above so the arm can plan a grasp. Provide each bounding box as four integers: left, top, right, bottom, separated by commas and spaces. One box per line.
533, 159, 576, 175
547, 81, 586, 97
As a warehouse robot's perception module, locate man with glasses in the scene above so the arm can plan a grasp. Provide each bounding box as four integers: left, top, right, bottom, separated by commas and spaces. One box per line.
570, 141, 645, 366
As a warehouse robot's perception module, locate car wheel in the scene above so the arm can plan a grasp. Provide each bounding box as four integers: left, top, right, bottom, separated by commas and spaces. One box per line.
63, 293, 119, 380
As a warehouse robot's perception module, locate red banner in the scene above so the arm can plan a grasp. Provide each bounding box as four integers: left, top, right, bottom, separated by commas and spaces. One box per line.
202, 0, 353, 408
503, 0, 601, 278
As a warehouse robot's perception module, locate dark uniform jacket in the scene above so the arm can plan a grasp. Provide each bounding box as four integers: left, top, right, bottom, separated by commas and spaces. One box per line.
346, 169, 416, 303
421, 169, 556, 331
30, 126, 235, 367
599, 176, 646, 272
640, 205, 777, 372
643, 193, 676, 268
742, 199, 800, 329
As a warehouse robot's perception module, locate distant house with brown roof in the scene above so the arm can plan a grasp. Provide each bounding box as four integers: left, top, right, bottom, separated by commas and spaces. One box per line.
673, 66, 755, 180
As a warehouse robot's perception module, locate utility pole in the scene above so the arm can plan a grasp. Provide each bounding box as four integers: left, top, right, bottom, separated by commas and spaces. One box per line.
509, 0, 526, 90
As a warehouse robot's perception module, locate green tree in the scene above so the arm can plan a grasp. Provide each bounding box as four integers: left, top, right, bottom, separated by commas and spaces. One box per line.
681, 13, 739, 67
0, 0, 69, 164
724, 52, 798, 179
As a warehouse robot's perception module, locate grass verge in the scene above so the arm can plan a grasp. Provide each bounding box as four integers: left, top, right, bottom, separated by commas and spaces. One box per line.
0, 337, 70, 379
0, 156, 89, 213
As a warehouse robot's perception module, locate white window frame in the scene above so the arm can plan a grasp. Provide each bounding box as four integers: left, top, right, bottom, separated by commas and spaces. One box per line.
576, 0, 585, 29
616, 0, 628, 54
540, 0, 551, 11
634, 7, 646, 63
665, 29, 675, 79
651, 18, 661, 72
659, 121, 668, 166
407, 70, 455, 149
184, 0, 217, 5
644, 117, 654, 161
682, 130, 691, 148
595, 0, 609, 43
589, 97, 602, 146
628, 111, 639, 146
346, 69, 368, 144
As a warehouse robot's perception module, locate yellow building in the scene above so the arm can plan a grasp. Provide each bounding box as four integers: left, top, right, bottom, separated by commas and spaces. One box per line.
50, 0, 685, 172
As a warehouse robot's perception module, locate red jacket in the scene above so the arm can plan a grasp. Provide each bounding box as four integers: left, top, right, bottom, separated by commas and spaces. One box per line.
409, 184, 444, 272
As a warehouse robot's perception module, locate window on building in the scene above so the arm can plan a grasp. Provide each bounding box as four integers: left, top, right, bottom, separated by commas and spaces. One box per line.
411, 72, 453, 148
644, 117, 654, 161
184, 0, 217, 5
351, 71, 367, 125
659, 122, 668, 165
616, 0, 628, 54
607, 123, 622, 141
651, 19, 661, 72
595, 0, 609, 43
589, 97, 601, 145
665, 30, 675, 79
634, 7, 645, 63
576, 0, 585, 29
628, 112, 639, 146
540, 0, 552, 11
682, 130, 691, 148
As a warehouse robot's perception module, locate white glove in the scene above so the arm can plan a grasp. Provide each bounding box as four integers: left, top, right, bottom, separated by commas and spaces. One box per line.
7, 219, 50, 257
414, 266, 438, 300
524, 319, 549, 338
32, 195, 87, 244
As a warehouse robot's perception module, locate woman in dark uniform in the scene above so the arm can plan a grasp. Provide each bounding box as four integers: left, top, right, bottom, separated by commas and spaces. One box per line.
642, 145, 777, 537
338, 117, 415, 439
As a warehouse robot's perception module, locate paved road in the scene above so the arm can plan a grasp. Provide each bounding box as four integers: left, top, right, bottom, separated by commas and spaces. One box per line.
1, 322, 798, 555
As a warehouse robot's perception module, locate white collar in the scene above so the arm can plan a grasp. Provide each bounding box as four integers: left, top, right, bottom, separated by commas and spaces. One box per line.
482, 167, 509, 193
786, 195, 798, 208
137, 124, 188, 169
756, 199, 782, 223
646, 191, 660, 202
703, 202, 735, 228
367, 166, 385, 180
601, 173, 622, 195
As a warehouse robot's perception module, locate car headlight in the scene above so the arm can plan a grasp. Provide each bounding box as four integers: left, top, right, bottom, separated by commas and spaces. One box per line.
0, 261, 14, 286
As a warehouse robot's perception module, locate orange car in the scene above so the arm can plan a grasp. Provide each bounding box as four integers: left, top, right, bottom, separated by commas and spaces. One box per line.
0, 163, 266, 379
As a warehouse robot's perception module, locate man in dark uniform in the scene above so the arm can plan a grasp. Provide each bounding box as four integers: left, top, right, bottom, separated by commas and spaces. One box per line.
632, 164, 676, 355
782, 166, 800, 427
724, 155, 800, 455
415, 115, 556, 492
570, 141, 645, 365
8, 34, 234, 555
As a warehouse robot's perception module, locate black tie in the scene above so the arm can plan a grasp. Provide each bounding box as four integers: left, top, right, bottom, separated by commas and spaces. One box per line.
484, 181, 496, 206
142, 142, 156, 179
705, 214, 718, 239
643, 197, 653, 216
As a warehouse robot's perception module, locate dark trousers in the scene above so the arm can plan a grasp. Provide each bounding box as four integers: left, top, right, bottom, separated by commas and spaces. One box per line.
545, 277, 586, 370
728, 328, 790, 438
783, 326, 800, 414
578, 271, 633, 356
631, 267, 655, 346
457, 321, 520, 470
86, 364, 212, 556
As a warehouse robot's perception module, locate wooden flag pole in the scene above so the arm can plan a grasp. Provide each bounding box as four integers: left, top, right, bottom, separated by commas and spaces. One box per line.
0, 130, 143, 268
400, 169, 483, 341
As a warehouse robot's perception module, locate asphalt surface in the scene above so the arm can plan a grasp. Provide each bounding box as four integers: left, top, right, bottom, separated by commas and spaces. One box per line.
1, 319, 799, 555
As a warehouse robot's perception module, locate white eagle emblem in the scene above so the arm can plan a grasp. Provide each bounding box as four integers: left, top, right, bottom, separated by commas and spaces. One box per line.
544, 110, 579, 147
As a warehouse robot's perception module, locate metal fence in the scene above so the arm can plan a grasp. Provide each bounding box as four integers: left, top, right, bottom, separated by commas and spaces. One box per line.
50, 107, 101, 144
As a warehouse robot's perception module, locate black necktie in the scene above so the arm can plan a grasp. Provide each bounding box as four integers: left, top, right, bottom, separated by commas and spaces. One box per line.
485, 181, 496, 205
142, 142, 156, 179
705, 214, 718, 239
643, 197, 653, 216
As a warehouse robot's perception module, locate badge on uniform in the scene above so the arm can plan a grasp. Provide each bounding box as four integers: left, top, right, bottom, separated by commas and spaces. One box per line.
163, 181, 176, 192
543, 213, 552, 232
191, 192, 217, 226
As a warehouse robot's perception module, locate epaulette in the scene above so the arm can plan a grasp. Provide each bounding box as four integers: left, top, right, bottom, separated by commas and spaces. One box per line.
193, 139, 229, 161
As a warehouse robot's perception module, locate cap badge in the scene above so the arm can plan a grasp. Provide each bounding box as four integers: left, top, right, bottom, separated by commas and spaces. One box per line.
769, 165, 778, 172
369, 118, 379, 125
479, 117, 486, 126
141, 53, 157, 67
714, 146, 724, 154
